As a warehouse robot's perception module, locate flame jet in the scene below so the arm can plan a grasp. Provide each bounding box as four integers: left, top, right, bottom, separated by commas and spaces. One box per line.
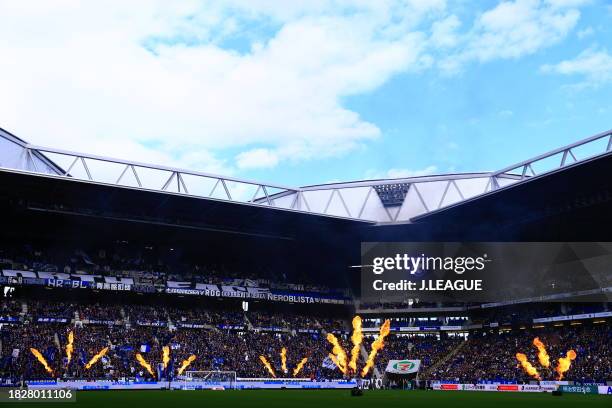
532, 337, 550, 367
349, 316, 363, 374
293, 357, 308, 377
85, 347, 109, 370
259, 355, 276, 378
361, 319, 391, 377
280, 347, 287, 373
162, 346, 171, 369
177, 355, 196, 375
555, 350, 577, 380
516, 353, 541, 380
65, 331, 74, 365
30, 348, 53, 375
260, 348, 308, 378
136, 353, 155, 377
326, 333, 348, 374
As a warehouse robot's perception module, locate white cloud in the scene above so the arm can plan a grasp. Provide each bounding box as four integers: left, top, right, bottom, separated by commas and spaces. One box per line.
0, 0, 444, 175
430, 15, 461, 48
438, 0, 584, 73
541, 48, 612, 87
576, 26, 594, 39
236, 148, 279, 170
0, 0, 593, 180
469, 0, 580, 60
366, 165, 438, 180
544, 0, 591, 9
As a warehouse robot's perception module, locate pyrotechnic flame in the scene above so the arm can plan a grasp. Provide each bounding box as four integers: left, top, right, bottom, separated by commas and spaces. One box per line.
555, 350, 577, 380
349, 316, 363, 374
259, 355, 276, 378
280, 347, 288, 373
292, 357, 308, 377
177, 355, 196, 375
532, 337, 550, 367
65, 331, 74, 365
30, 348, 53, 375
162, 346, 170, 369
360, 319, 391, 377
136, 353, 155, 377
329, 354, 344, 373
326, 333, 348, 374
516, 353, 541, 380
85, 347, 108, 370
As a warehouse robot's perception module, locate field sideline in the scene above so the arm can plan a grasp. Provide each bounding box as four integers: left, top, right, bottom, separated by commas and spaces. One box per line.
14, 389, 610, 407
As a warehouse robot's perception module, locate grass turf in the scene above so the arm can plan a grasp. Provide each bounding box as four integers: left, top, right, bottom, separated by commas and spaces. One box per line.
13, 389, 610, 408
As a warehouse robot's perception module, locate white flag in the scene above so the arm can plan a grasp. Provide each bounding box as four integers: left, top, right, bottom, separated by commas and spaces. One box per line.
322, 356, 337, 370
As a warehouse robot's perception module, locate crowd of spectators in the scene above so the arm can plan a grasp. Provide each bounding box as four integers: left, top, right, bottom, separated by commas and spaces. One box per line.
28, 301, 75, 321
6, 300, 347, 332
0, 300, 22, 318
359, 301, 462, 310
470, 303, 608, 326
0, 299, 609, 383
0, 321, 340, 381
363, 317, 469, 329
429, 325, 611, 383
0, 241, 342, 296
169, 308, 245, 328
246, 312, 340, 332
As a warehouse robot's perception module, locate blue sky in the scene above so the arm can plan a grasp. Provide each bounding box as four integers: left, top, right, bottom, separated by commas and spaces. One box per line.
1, 0, 611, 187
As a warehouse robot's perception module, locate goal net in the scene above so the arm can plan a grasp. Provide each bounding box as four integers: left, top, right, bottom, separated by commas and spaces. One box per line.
181, 370, 237, 390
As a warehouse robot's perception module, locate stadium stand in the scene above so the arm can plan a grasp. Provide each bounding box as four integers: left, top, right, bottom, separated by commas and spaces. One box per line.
1, 127, 611, 392
0, 297, 610, 383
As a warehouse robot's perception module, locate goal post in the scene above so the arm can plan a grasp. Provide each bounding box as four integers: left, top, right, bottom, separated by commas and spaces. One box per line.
181, 370, 237, 390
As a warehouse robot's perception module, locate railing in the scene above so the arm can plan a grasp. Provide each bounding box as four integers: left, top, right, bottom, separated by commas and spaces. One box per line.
22, 144, 309, 213
488, 129, 612, 190
2, 127, 610, 223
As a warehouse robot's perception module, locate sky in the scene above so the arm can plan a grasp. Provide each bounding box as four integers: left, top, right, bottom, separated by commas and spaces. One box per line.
1, 0, 611, 187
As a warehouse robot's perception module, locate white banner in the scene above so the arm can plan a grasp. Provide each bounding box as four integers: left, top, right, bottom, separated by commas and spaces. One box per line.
599, 386, 612, 395
385, 359, 421, 374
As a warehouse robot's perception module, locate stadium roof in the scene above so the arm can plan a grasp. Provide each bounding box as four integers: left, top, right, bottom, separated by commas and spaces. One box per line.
1, 126, 611, 225
0, 127, 65, 175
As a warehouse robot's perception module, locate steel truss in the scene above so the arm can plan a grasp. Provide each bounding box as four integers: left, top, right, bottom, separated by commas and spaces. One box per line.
1, 128, 610, 223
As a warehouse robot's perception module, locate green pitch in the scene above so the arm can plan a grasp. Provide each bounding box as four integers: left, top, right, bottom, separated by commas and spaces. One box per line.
16, 390, 610, 407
